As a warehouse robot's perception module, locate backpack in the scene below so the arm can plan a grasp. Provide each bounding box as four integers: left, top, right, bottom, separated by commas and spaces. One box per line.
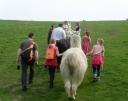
45, 47, 56, 59
20, 44, 34, 64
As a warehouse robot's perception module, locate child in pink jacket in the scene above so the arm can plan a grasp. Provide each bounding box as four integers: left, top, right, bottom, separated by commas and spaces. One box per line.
45, 39, 62, 88
82, 31, 91, 55
87, 38, 105, 81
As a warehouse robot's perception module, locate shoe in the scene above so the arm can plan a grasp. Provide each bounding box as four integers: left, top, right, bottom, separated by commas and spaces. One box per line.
97, 77, 100, 81
49, 85, 53, 88
49, 84, 53, 88
93, 74, 97, 78
29, 80, 33, 84
22, 87, 27, 91
49, 82, 54, 88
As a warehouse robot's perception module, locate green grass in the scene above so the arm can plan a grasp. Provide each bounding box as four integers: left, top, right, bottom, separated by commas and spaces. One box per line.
0, 20, 128, 101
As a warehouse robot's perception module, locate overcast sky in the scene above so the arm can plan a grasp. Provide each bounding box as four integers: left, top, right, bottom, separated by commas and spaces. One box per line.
0, 0, 128, 21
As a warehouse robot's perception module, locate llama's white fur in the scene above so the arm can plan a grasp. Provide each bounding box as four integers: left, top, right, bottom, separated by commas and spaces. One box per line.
65, 23, 80, 38
60, 34, 88, 99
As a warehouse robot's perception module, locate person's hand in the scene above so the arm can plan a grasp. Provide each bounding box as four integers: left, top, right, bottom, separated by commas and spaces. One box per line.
101, 64, 104, 69
86, 53, 90, 56
35, 61, 38, 65
17, 65, 20, 70
16, 59, 21, 70
16, 56, 21, 64
16, 58, 19, 63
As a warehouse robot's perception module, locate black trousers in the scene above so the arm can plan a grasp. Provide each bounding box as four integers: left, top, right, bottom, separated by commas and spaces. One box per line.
57, 56, 62, 69
21, 60, 35, 89
48, 67, 56, 88
56, 39, 70, 68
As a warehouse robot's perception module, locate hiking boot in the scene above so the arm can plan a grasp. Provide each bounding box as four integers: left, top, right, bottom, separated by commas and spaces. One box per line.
97, 77, 101, 81
22, 86, 27, 91
29, 80, 33, 84
49, 82, 54, 88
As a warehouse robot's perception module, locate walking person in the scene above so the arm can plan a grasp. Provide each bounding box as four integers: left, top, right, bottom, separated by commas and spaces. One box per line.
50, 23, 66, 70
51, 23, 66, 41
82, 31, 91, 55
87, 38, 105, 81
74, 22, 81, 32
16, 32, 38, 91
63, 21, 69, 31
45, 39, 62, 88
47, 25, 54, 44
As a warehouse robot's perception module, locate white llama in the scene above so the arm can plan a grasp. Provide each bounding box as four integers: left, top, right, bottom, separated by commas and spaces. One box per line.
65, 23, 80, 38
60, 34, 88, 100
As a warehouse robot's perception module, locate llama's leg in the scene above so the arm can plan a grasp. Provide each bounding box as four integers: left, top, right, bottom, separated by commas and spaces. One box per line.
65, 81, 71, 98
70, 71, 78, 99
71, 67, 85, 99
77, 68, 86, 87
71, 83, 77, 99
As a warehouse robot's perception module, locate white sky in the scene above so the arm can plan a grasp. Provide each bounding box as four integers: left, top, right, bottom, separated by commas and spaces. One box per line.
0, 0, 128, 21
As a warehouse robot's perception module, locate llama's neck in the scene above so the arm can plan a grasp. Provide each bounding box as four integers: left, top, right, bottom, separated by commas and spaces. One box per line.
70, 42, 81, 48
70, 35, 81, 48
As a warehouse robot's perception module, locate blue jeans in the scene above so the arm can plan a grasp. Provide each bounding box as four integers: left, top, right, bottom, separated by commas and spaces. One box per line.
92, 65, 101, 77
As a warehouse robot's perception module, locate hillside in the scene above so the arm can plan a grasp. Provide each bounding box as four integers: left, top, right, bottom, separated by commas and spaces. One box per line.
0, 20, 128, 101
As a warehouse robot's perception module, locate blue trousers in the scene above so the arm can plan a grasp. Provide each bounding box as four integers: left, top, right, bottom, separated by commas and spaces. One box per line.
92, 65, 101, 77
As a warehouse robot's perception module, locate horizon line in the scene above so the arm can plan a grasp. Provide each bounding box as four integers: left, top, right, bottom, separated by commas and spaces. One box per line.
0, 18, 126, 22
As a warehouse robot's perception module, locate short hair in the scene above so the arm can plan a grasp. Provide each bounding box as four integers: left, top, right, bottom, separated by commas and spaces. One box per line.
51, 25, 54, 28
64, 21, 68, 24
50, 39, 56, 44
28, 32, 34, 38
58, 24, 63, 27
76, 22, 80, 26
97, 38, 104, 45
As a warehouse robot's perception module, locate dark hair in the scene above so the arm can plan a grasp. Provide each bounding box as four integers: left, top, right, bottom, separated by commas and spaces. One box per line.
50, 39, 56, 44
50, 24, 54, 28
86, 31, 90, 36
64, 21, 68, 24
50, 25, 54, 29
58, 24, 63, 27
28, 32, 34, 38
76, 22, 80, 26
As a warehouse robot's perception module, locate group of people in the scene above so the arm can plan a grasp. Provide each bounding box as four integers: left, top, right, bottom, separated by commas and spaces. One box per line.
47, 21, 81, 44
45, 21, 81, 88
16, 21, 105, 91
82, 32, 105, 81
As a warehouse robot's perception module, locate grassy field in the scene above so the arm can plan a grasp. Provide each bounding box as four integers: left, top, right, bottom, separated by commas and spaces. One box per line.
0, 20, 128, 101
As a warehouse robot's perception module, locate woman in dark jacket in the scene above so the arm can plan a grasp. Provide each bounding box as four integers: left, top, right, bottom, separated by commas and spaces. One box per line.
74, 22, 80, 32
48, 25, 54, 44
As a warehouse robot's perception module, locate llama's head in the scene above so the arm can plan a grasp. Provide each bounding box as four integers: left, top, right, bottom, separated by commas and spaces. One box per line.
65, 23, 73, 37
70, 34, 81, 48
65, 23, 80, 38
